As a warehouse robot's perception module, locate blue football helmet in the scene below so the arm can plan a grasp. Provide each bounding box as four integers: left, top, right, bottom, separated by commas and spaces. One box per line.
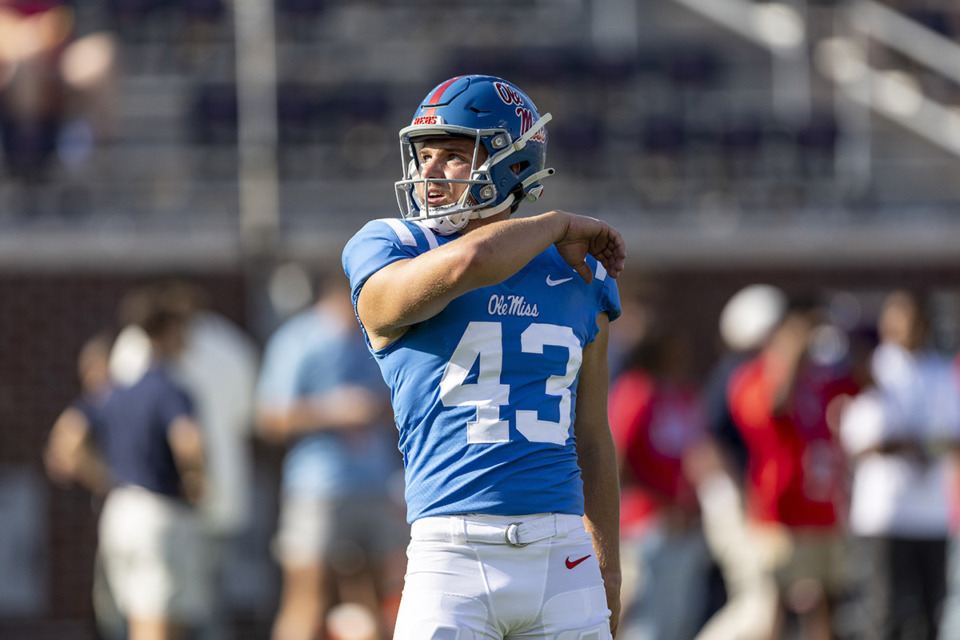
395, 75, 555, 235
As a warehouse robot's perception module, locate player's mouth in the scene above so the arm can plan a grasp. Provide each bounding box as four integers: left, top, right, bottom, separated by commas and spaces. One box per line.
426, 188, 450, 206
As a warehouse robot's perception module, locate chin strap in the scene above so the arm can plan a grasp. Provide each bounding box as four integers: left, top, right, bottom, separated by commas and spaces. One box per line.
520, 168, 555, 201
475, 193, 516, 219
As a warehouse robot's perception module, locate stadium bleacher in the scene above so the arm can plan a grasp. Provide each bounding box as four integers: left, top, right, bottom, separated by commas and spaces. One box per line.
1, 0, 958, 269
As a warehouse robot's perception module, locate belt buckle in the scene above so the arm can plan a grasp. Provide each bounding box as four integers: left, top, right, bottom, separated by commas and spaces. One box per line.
504, 522, 529, 547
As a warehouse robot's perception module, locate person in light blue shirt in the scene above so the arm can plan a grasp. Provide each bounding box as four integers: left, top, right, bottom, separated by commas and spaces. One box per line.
341, 75, 627, 640
256, 273, 404, 640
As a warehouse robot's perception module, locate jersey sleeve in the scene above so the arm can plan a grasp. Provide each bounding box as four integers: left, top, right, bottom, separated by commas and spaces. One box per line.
341, 218, 434, 307
591, 257, 621, 322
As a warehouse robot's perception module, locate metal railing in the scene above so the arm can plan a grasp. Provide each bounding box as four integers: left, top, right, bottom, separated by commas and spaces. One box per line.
671, 0, 960, 160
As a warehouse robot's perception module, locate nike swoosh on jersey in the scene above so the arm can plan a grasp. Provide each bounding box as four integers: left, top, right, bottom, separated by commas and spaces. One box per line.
565, 554, 591, 569
546, 275, 574, 286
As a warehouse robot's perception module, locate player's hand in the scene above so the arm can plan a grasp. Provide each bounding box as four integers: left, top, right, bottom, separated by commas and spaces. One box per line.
552, 211, 626, 284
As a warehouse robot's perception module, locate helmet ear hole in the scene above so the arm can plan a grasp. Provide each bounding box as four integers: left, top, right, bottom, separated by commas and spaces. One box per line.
510, 161, 529, 176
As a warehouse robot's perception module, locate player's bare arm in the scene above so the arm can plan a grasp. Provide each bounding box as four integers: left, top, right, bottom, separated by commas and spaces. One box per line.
573, 313, 622, 637
357, 210, 626, 350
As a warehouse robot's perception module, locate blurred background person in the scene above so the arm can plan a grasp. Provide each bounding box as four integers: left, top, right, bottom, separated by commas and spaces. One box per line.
255, 271, 405, 640
44, 282, 210, 640
727, 300, 859, 640
610, 325, 715, 640
841, 290, 960, 640
44, 330, 114, 496
109, 277, 261, 640
704, 284, 789, 481
175, 279, 259, 640
0, 0, 117, 186
686, 427, 778, 640
43, 330, 125, 640
940, 337, 960, 640
690, 284, 786, 640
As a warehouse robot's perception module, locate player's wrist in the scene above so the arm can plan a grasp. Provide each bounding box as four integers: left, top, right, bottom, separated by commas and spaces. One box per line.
600, 567, 622, 585
540, 210, 572, 244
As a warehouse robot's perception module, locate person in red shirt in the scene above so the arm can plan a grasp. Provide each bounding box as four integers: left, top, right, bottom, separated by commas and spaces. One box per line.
610, 328, 715, 640
728, 302, 859, 640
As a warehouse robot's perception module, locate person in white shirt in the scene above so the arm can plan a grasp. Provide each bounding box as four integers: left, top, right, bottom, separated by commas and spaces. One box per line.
840, 290, 960, 639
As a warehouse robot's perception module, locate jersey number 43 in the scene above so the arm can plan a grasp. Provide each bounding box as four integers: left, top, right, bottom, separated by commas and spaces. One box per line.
439, 321, 581, 445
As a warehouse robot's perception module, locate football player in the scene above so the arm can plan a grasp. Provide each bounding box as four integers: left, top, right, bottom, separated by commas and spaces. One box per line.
342, 75, 626, 639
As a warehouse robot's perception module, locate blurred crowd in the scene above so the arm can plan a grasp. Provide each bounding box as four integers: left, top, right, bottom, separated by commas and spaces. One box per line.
43, 269, 407, 640
37, 268, 960, 640
610, 282, 960, 640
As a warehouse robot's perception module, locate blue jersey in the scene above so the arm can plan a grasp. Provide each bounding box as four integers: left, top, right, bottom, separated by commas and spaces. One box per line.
342, 218, 621, 522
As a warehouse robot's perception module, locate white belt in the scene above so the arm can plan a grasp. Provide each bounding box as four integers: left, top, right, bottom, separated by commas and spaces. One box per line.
410, 513, 582, 548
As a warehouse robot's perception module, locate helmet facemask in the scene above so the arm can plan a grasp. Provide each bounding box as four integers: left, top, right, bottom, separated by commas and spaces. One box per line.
394, 117, 554, 236
395, 128, 505, 235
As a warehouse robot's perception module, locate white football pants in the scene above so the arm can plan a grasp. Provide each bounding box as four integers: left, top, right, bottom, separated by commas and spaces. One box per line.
393, 513, 613, 640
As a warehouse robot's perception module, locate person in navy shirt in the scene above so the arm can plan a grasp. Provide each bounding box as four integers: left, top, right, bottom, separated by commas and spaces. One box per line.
342, 75, 627, 639
46, 283, 208, 640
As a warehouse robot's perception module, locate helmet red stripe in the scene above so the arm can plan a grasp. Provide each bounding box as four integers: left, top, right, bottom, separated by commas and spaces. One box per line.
422, 76, 464, 117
